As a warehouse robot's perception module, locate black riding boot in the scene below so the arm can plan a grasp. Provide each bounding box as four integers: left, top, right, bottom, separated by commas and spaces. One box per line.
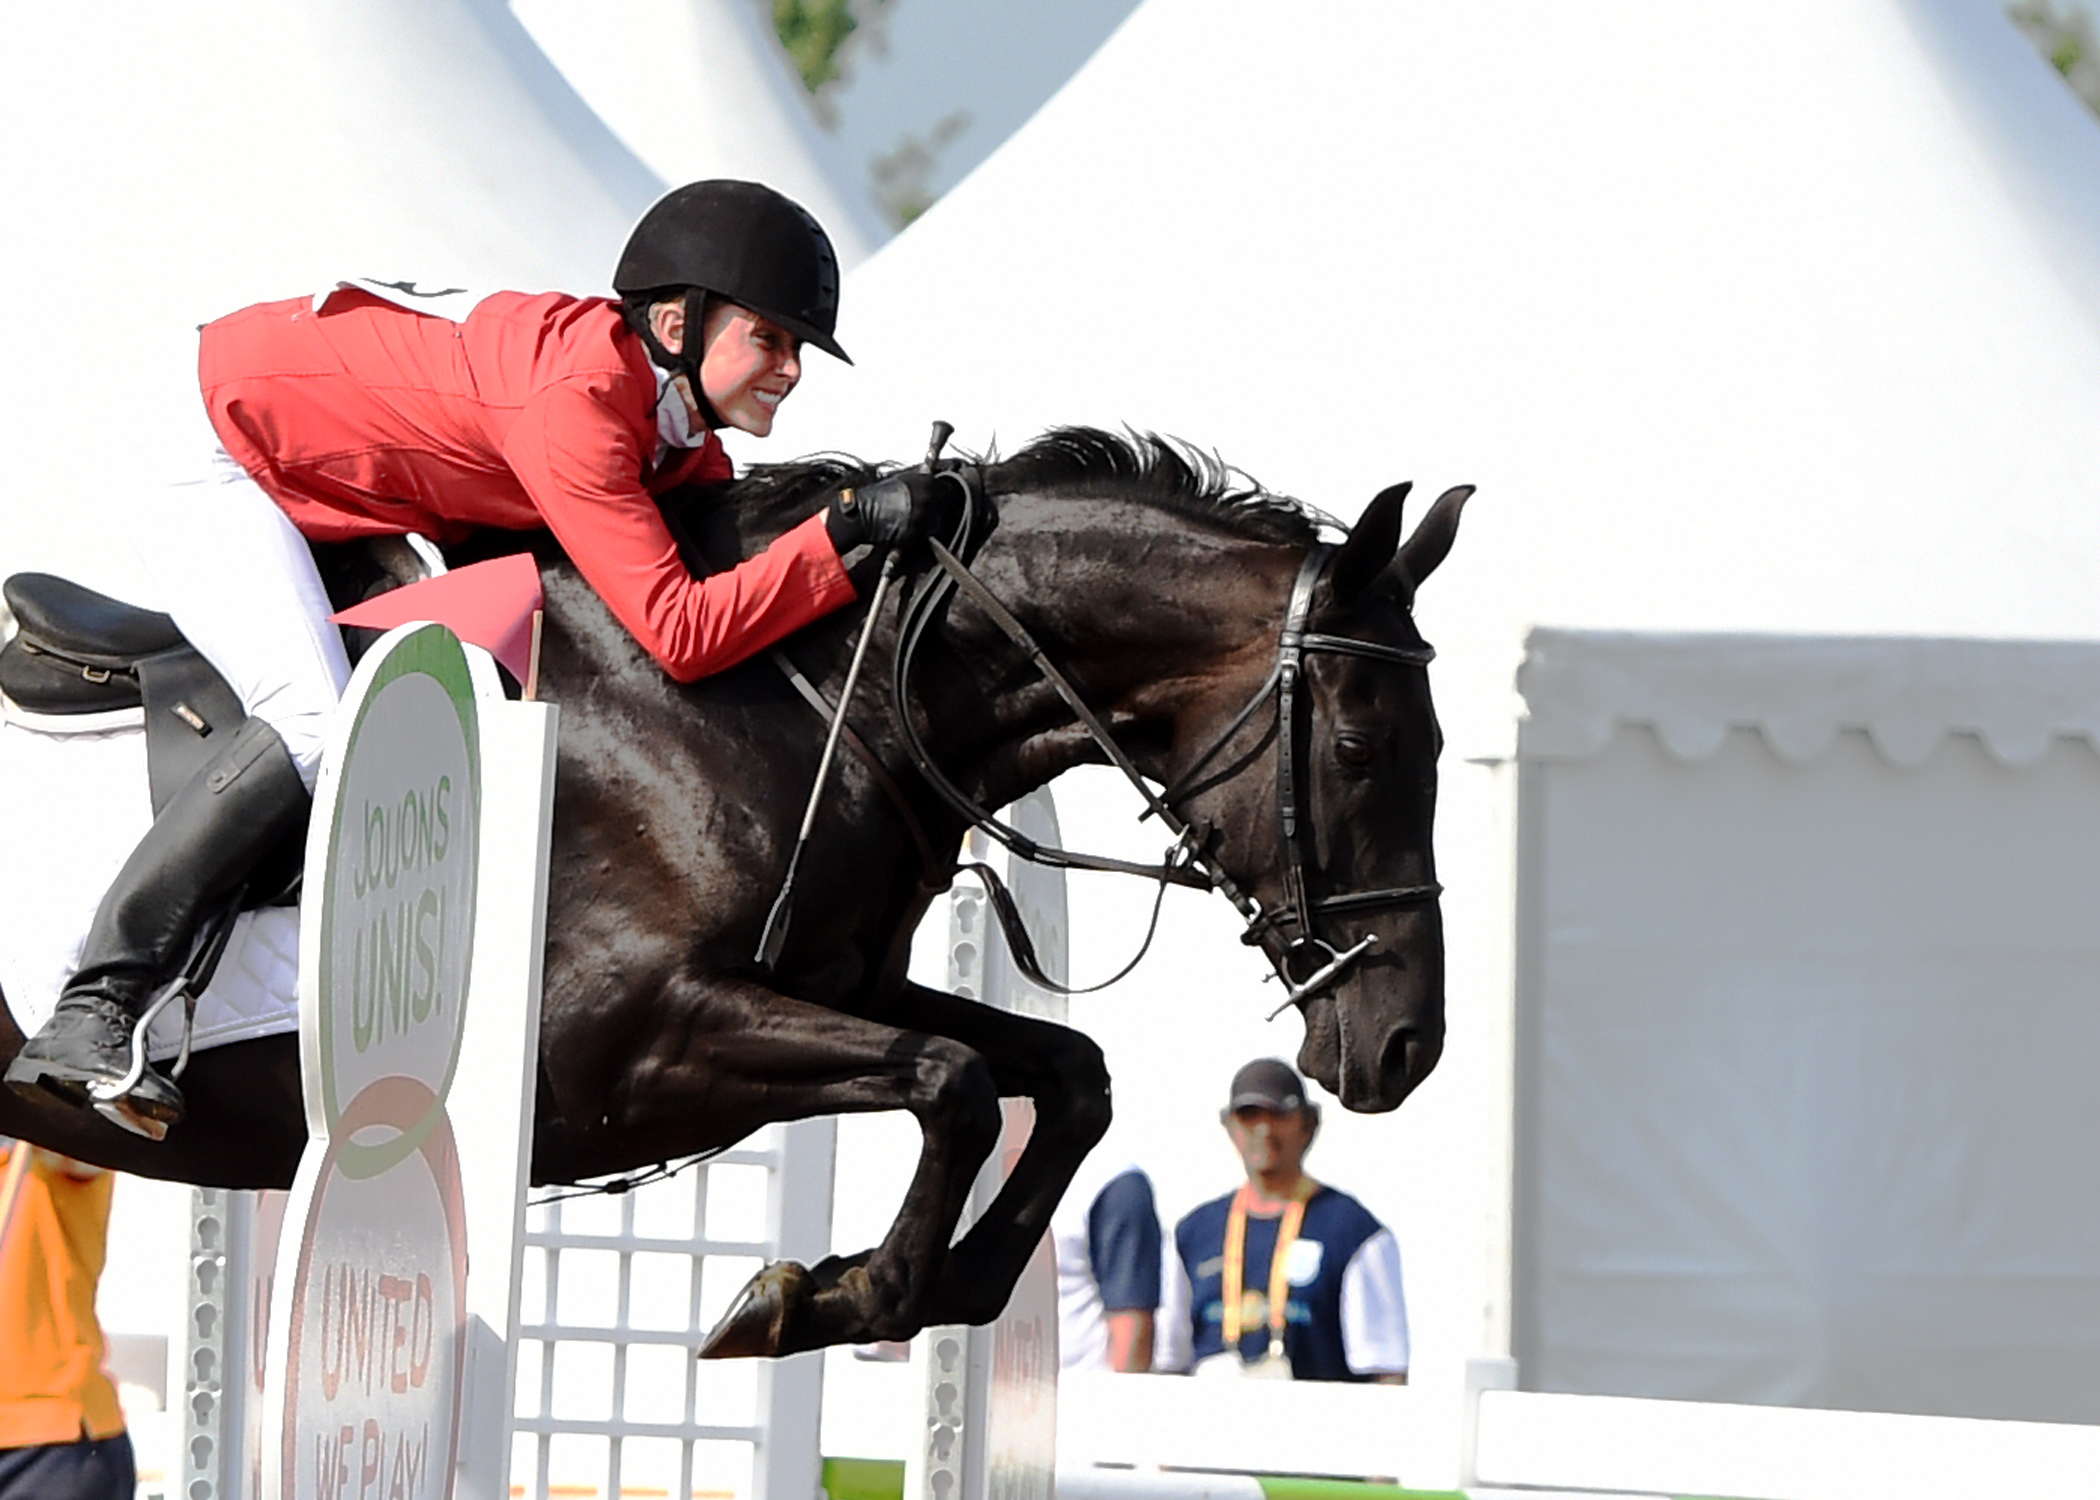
4, 717, 310, 1136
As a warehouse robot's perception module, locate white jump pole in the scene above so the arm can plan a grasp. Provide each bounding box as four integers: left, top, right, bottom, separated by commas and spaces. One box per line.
907, 787, 1067, 1500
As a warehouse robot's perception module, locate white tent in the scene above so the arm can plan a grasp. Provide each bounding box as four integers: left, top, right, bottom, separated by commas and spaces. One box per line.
508, 0, 889, 261
1510, 629, 2100, 1422
781, 0, 2100, 1426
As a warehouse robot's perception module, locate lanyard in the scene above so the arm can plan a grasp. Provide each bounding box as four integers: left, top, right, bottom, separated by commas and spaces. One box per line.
1220, 1177, 1317, 1351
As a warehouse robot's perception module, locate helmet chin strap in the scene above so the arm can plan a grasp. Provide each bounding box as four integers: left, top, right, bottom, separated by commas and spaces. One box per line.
635, 288, 729, 433
680, 287, 730, 433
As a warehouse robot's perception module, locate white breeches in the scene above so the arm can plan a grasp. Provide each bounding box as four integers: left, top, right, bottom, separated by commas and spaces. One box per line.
132, 411, 350, 790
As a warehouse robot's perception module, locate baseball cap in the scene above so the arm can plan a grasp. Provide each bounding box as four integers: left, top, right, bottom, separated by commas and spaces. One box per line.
1226, 1058, 1308, 1113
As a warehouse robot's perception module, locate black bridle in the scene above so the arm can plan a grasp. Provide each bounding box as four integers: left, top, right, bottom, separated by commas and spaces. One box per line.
890, 478, 1442, 1009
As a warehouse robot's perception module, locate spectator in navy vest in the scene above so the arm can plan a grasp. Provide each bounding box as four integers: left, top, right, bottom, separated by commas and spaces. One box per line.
1157, 1059, 1408, 1383
1051, 1150, 1162, 1370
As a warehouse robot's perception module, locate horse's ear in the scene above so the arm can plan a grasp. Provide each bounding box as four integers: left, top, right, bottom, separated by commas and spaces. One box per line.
1331, 482, 1411, 607
1395, 485, 1474, 591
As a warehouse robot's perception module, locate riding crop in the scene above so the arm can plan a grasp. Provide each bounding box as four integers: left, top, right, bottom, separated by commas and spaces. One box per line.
756, 422, 956, 970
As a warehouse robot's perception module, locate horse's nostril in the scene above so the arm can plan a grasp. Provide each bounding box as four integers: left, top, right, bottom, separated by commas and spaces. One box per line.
1381, 1026, 1438, 1098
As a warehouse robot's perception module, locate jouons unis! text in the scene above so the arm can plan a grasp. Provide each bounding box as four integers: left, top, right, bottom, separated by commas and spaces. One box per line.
348, 779, 457, 1054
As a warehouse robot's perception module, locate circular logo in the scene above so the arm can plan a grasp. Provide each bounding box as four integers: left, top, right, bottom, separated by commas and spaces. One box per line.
280, 1077, 469, 1500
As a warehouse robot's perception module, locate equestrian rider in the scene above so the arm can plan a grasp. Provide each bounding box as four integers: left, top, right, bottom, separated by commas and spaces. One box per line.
6, 180, 945, 1135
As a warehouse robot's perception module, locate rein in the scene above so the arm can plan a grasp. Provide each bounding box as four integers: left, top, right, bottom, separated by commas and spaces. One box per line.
891, 473, 1442, 1009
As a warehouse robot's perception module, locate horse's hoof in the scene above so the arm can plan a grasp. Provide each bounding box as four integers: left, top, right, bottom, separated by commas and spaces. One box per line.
699, 1261, 813, 1359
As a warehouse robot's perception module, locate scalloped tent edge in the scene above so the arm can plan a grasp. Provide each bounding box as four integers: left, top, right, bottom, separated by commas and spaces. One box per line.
1515, 627, 2100, 769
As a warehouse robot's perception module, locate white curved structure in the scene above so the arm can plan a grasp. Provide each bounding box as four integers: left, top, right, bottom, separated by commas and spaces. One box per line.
778, 0, 2100, 681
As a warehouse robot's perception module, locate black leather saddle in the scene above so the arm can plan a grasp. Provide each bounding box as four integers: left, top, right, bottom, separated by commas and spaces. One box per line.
1, 572, 249, 815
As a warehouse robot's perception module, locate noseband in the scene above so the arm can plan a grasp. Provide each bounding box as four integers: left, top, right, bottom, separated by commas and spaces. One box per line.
892, 492, 1441, 1009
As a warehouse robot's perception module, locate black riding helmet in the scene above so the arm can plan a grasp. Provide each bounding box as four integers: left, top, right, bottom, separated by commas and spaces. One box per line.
614, 179, 851, 366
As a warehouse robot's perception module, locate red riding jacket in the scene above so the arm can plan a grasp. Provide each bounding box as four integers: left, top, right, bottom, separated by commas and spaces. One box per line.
199, 288, 855, 683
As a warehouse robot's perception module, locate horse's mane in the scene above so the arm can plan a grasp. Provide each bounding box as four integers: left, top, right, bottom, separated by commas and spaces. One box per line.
992, 428, 1323, 546
708, 427, 1324, 547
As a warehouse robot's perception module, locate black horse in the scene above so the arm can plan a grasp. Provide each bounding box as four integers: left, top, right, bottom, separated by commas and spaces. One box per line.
0, 428, 1467, 1357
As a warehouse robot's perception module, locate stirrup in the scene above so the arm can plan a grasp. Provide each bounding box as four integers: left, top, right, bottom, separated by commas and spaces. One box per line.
85, 977, 191, 1141
94, 1092, 172, 1141
85, 896, 229, 1138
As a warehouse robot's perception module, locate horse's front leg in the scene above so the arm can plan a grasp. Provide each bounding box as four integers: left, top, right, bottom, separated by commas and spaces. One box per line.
873, 980, 1113, 1328
594, 977, 1004, 1358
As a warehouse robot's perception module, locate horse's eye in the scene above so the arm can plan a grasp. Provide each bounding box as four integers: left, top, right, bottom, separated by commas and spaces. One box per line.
1335, 732, 1376, 770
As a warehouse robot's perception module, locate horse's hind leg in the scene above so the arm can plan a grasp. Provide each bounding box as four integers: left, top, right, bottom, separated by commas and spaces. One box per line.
587, 980, 1004, 1358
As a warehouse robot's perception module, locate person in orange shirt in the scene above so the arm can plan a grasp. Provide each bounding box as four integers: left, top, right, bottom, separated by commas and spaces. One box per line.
0, 1139, 135, 1500
7, 179, 950, 1137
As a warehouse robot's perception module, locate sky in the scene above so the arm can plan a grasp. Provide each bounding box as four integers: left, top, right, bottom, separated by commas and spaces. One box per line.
818, 0, 1145, 219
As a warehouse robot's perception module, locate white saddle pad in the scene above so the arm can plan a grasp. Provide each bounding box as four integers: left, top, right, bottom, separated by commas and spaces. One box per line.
0, 699, 301, 1062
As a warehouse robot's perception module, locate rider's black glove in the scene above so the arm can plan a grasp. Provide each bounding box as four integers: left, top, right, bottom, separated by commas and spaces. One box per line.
824, 471, 952, 552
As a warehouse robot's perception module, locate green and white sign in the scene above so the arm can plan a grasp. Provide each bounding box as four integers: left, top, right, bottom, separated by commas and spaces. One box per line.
264, 622, 557, 1500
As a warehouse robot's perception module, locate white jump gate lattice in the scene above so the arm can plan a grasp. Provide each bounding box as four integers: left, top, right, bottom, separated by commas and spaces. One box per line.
509, 1121, 834, 1500
187, 1119, 835, 1500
